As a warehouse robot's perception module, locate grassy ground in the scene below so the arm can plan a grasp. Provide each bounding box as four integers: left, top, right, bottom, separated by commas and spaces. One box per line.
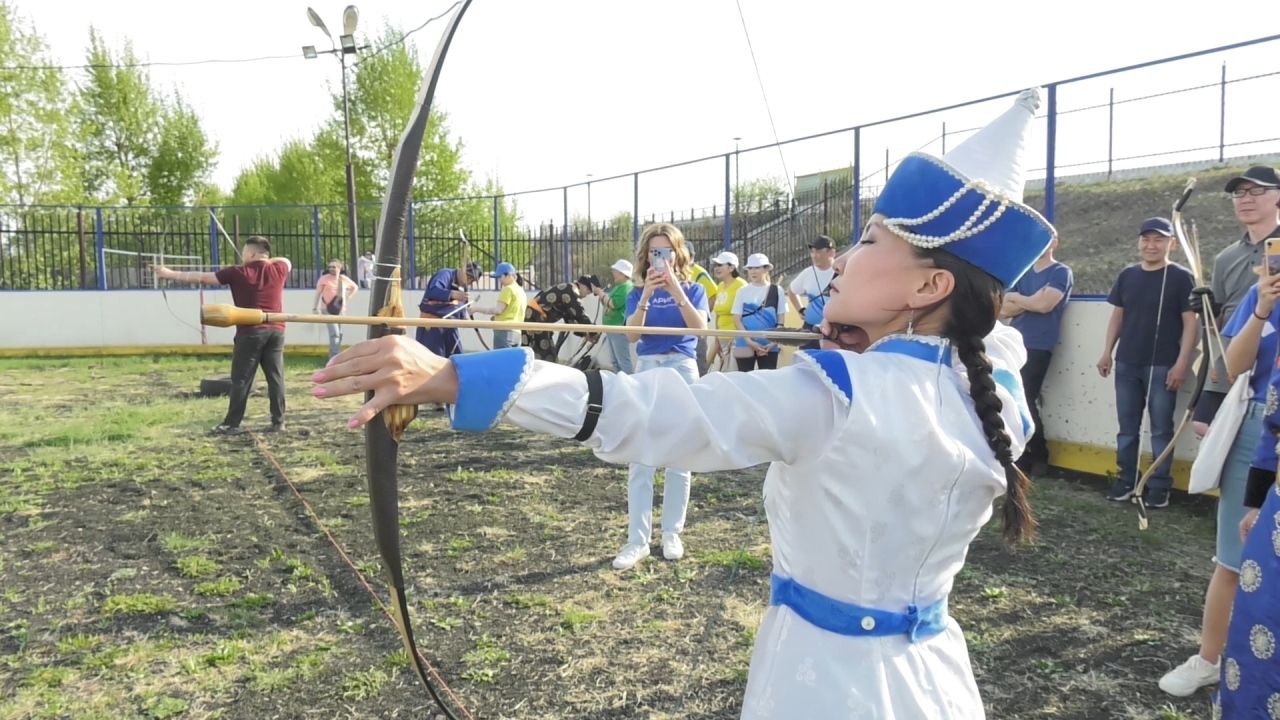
0, 355, 1225, 719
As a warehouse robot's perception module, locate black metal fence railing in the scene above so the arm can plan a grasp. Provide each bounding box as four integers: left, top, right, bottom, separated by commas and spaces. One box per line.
5, 35, 1280, 292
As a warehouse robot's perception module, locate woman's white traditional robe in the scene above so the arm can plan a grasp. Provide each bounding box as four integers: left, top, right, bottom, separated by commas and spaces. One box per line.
448, 325, 1031, 719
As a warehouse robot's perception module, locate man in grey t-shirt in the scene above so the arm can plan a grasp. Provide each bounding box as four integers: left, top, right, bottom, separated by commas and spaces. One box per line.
1195, 166, 1280, 435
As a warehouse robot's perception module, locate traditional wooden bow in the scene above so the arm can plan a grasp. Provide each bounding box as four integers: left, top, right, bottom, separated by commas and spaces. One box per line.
1132, 179, 1224, 529
363, 2, 472, 717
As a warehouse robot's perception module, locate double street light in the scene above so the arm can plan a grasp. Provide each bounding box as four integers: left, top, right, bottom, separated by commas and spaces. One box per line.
303, 5, 366, 276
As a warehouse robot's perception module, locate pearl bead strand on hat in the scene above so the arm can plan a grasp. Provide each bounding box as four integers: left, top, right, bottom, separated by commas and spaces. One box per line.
882, 179, 1011, 249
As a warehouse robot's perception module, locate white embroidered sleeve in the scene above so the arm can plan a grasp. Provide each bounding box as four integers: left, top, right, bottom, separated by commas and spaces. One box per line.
504, 359, 847, 472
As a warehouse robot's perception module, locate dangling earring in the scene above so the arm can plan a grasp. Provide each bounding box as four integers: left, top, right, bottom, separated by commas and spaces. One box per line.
906, 308, 916, 337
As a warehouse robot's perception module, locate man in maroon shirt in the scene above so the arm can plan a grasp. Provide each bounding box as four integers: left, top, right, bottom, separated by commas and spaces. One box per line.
156, 236, 292, 434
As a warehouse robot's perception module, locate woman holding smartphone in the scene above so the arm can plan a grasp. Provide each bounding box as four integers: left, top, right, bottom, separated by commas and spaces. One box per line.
602, 223, 710, 569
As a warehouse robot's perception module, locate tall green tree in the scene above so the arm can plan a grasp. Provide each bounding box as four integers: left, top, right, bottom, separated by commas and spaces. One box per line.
75, 29, 215, 206
147, 96, 217, 206
0, 2, 77, 206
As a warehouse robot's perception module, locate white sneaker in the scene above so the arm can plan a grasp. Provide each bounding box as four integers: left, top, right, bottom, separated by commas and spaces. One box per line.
662, 533, 684, 561
612, 543, 650, 570
1159, 654, 1219, 697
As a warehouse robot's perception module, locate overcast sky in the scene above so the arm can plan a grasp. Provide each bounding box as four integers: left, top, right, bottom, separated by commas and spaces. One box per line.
15, 0, 1280, 222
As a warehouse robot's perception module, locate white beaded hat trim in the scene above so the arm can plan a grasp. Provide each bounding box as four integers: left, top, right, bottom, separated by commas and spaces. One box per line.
882, 178, 1011, 249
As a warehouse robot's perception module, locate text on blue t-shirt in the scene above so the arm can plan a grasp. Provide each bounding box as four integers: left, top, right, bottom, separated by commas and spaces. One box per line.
625, 283, 709, 359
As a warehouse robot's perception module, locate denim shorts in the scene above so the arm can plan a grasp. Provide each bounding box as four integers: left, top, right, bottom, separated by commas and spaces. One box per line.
1215, 402, 1265, 572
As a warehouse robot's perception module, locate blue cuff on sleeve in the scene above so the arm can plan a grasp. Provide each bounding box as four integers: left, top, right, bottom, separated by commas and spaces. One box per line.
449, 347, 534, 432
993, 367, 1033, 437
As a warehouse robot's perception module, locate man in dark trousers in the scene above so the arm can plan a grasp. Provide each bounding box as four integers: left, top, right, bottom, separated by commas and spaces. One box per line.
156, 236, 292, 434
416, 261, 483, 358
1001, 233, 1073, 477
1096, 218, 1198, 508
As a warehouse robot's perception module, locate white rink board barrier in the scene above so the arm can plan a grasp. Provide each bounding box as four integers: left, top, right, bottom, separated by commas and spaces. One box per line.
0, 293, 1203, 486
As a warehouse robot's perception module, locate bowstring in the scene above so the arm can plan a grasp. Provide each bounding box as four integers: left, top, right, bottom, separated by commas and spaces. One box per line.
150, 217, 206, 337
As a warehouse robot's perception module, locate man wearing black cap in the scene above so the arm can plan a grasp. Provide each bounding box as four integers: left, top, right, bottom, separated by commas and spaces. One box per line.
416, 260, 483, 358
1097, 217, 1198, 508
1194, 166, 1280, 434
787, 235, 837, 349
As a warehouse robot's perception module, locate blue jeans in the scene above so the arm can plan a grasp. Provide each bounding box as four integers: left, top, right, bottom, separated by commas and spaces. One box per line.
1114, 362, 1178, 493
603, 331, 634, 374
627, 352, 698, 545
1215, 402, 1264, 571
491, 329, 519, 349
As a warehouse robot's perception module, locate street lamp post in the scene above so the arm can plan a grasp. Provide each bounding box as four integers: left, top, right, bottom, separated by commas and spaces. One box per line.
304, 6, 364, 275
586, 173, 593, 234
732, 136, 742, 246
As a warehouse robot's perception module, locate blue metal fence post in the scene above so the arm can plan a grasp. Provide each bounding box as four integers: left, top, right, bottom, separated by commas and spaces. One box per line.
632, 173, 640, 251
406, 202, 416, 290
94, 207, 106, 290
209, 209, 219, 268
1107, 87, 1115, 179
492, 195, 501, 263
723, 154, 732, 251
562, 187, 570, 283
1219, 62, 1227, 163
311, 205, 322, 280
851, 127, 862, 245
1044, 84, 1058, 223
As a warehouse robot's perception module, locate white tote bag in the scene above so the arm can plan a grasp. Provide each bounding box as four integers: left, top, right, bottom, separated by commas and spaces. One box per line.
1188, 370, 1253, 494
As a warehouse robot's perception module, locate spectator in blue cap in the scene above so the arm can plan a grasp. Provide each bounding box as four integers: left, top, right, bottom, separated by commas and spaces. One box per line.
1097, 216, 1198, 508
472, 262, 527, 349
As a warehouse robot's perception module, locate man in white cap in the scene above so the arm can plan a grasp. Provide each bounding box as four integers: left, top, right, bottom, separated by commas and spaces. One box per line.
788, 235, 837, 349
595, 258, 637, 373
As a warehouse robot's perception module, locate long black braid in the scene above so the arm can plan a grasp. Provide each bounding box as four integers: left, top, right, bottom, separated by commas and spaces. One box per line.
918, 248, 1036, 544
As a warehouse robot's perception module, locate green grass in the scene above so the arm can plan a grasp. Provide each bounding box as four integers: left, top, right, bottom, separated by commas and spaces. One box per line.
559, 607, 599, 632
698, 548, 768, 571
175, 555, 219, 578
194, 577, 243, 597
101, 593, 177, 616
340, 668, 388, 700
161, 532, 212, 555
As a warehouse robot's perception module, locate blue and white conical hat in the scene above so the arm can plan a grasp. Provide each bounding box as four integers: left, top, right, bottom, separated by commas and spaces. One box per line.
872, 89, 1055, 288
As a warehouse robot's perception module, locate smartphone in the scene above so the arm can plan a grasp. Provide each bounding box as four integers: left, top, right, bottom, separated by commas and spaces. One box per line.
1267, 237, 1280, 276
651, 247, 673, 273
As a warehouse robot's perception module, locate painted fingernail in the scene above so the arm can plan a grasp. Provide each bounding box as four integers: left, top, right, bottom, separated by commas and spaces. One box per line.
311, 371, 326, 382
312, 387, 327, 397
347, 418, 361, 429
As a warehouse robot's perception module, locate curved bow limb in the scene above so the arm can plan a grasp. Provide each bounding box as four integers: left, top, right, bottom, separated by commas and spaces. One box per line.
364, 2, 473, 717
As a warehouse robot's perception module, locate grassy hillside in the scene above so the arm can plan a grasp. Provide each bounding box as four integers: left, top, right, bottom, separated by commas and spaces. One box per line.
1027, 166, 1260, 295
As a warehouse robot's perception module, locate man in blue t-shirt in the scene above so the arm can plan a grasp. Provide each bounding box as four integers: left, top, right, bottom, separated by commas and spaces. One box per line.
1097, 217, 1198, 507
1000, 235, 1073, 476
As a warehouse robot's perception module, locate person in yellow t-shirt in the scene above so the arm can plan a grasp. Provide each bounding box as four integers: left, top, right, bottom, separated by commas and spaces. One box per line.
706, 250, 747, 370
688, 260, 718, 375
472, 262, 527, 349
